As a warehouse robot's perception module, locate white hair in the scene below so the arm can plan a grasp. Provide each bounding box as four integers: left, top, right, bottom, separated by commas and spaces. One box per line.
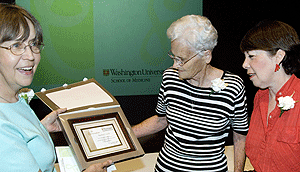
167, 15, 218, 53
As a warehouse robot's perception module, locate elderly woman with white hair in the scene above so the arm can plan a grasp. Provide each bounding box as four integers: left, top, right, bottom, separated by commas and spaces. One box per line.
133, 15, 249, 172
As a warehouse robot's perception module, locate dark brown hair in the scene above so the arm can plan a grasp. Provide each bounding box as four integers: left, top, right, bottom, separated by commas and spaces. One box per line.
240, 20, 300, 74
0, 3, 43, 44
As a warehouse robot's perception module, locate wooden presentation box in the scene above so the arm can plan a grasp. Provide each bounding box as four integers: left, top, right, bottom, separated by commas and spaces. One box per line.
36, 78, 144, 171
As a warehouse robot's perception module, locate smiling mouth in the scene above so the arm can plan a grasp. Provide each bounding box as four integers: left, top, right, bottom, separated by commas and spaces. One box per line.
18, 67, 33, 71
17, 67, 34, 75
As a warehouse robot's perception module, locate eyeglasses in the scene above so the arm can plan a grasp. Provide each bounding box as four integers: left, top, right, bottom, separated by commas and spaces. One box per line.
0, 41, 44, 55
168, 50, 199, 66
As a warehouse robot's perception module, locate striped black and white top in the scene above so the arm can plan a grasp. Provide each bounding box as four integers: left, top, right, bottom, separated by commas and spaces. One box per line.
154, 69, 249, 172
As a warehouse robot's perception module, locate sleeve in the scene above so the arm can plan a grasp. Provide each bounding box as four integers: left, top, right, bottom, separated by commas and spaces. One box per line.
231, 81, 249, 135
155, 72, 167, 117
0, 118, 40, 172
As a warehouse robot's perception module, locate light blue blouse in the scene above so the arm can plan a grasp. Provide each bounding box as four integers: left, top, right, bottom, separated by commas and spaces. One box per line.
0, 98, 56, 172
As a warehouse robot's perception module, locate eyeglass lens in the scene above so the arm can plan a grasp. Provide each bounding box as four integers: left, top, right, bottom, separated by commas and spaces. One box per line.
11, 42, 44, 55
168, 51, 185, 65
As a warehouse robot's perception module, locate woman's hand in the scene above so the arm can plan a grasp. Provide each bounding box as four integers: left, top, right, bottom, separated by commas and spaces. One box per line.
83, 160, 113, 172
41, 108, 67, 132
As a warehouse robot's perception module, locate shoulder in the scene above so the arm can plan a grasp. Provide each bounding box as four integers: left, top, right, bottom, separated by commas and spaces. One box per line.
223, 71, 245, 92
223, 71, 244, 84
293, 75, 300, 90
161, 68, 180, 82
163, 68, 178, 76
290, 75, 300, 99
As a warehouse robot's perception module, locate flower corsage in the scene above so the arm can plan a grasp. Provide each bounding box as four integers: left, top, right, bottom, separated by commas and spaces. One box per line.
210, 78, 228, 96
19, 88, 35, 104
277, 91, 298, 117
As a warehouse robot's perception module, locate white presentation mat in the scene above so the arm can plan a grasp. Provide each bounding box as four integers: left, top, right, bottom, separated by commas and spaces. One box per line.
46, 82, 113, 110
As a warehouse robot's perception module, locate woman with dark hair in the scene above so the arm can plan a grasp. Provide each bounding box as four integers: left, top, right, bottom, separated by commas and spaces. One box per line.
0, 3, 112, 172
241, 20, 300, 171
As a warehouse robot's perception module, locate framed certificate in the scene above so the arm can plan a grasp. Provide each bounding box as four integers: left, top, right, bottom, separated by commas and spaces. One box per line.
69, 112, 135, 161
36, 79, 144, 170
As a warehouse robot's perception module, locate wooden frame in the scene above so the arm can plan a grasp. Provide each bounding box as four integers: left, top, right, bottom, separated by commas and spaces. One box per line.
36, 79, 144, 170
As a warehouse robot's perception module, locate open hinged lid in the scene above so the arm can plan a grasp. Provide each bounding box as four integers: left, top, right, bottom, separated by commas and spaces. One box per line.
36, 78, 144, 170
35, 78, 119, 113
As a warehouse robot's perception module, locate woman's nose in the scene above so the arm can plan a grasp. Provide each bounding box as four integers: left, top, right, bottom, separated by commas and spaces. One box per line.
22, 46, 35, 60
172, 61, 180, 69
242, 57, 249, 69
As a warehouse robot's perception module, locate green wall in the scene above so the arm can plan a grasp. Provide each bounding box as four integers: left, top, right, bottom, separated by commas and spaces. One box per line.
17, 0, 203, 96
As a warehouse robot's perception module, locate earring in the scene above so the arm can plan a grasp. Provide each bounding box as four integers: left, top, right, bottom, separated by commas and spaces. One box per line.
275, 64, 280, 72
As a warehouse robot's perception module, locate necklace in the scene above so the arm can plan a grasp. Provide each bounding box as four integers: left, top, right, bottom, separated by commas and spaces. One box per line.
0, 95, 18, 103
0, 96, 11, 103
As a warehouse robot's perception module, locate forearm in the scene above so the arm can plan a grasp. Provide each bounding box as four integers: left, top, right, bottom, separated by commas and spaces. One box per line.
132, 115, 167, 138
233, 131, 246, 172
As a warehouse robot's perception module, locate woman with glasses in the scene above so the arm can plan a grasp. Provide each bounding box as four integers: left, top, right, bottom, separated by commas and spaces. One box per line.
0, 4, 112, 172
133, 15, 249, 172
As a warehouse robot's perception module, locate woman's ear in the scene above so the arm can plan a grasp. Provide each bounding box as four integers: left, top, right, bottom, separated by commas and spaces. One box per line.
204, 50, 212, 64
275, 49, 286, 63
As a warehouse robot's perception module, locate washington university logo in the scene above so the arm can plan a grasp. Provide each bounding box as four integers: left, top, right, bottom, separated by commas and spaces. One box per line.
103, 69, 164, 77
103, 69, 109, 76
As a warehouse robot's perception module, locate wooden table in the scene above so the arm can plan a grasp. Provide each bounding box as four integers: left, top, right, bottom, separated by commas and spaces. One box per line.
225, 145, 254, 172
55, 145, 254, 172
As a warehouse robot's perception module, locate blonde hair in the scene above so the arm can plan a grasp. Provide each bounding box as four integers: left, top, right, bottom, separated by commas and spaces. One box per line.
167, 15, 218, 53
